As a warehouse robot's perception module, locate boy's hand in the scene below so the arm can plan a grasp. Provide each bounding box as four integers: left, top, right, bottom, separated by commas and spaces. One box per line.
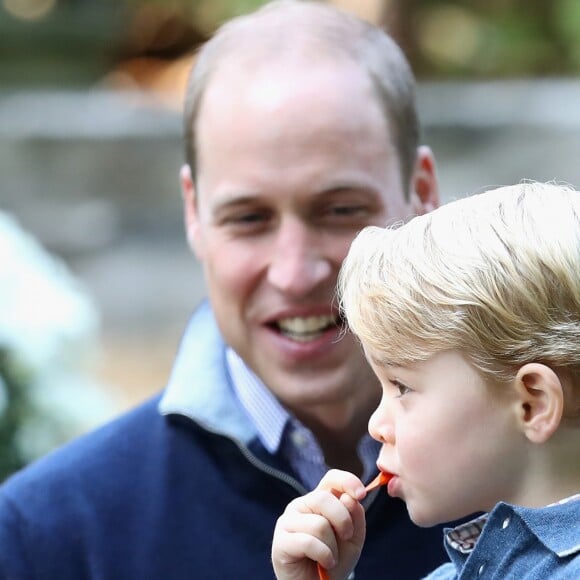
272, 469, 367, 580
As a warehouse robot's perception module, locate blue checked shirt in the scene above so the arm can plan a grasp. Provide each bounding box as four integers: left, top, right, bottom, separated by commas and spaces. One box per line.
226, 348, 379, 490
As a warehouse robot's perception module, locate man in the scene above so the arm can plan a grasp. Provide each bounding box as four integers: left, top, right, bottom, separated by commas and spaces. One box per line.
0, 1, 442, 578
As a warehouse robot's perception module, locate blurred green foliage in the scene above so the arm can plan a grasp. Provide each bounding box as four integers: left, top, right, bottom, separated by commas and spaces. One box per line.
409, 0, 580, 78
0, 349, 29, 479
0, 0, 579, 88
0, 1, 126, 87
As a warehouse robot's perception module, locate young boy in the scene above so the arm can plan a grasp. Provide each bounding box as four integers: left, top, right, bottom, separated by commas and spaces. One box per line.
271, 181, 580, 580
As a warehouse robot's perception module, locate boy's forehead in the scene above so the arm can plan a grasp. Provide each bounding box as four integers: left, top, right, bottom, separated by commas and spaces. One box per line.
362, 343, 396, 369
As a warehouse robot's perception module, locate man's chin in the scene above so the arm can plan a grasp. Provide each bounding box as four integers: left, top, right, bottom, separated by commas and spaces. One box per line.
264, 373, 349, 405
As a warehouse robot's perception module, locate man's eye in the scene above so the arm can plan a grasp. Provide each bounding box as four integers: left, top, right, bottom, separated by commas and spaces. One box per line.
225, 210, 270, 226
329, 205, 367, 217
233, 213, 264, 223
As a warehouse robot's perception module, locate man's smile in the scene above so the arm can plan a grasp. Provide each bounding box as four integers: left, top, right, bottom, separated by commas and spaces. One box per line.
271, 314, 338, 342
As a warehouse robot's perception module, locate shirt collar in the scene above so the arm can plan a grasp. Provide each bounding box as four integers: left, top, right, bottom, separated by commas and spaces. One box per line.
226, 347, 288, 454
519, 493, 580, 557
446, 513, 488, 554
159, 301, 257, 445
226, 347, 380, 489
446, 493, 580, 556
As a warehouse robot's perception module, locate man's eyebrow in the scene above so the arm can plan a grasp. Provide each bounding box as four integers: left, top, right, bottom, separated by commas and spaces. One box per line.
316, 181, 381, 196
210, 193, 263, 211
210, 184, 378, 211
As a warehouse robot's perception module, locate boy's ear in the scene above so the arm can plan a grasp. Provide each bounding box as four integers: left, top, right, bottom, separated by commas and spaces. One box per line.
513, 363, 564, 444
180, 164, 205, 260
410, 145, 440, 215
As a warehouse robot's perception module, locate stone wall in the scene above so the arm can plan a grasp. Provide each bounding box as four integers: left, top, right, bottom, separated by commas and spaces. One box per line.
2, 81, 579, 407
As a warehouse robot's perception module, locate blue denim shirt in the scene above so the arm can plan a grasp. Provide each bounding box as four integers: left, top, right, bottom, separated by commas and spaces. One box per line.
425, 495, 580, 579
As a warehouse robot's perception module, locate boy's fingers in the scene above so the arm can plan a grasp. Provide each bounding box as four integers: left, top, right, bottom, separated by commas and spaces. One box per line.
276, 529, 336, 571
272, 485, 368, 580
287, 491, 355, 541
339, 494, 367, 545
317, 469, 366, 501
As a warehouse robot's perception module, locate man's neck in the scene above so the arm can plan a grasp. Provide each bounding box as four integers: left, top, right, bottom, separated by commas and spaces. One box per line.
298, 409, 374, 478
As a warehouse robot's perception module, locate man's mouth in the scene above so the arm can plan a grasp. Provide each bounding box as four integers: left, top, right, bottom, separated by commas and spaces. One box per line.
272, 314, 338, 342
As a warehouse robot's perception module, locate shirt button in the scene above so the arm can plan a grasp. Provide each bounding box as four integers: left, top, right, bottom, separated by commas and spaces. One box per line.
502, 516, 510, 529
478, 563, 485, 575
291, 431, 308, 448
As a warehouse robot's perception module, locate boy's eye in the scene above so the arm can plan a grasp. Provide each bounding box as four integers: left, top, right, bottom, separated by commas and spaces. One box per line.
392, 380, 411, 398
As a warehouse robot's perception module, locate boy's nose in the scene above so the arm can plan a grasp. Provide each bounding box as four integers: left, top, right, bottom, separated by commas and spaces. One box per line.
368, 402, 395, 446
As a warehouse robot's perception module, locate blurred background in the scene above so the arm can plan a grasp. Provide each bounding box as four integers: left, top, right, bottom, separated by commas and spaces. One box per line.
1, 0, 580, 475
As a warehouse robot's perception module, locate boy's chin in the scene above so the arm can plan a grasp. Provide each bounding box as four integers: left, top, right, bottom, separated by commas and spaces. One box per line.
409, 505, 477, 529
407, 507, 447, 528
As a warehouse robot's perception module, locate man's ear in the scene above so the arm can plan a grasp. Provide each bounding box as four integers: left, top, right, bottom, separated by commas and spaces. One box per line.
513, 363, 564, 444
409, 145, 440, 215
180, 164, 205, 260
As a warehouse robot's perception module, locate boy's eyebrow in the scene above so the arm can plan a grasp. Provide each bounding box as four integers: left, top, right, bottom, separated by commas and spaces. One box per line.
367, 352, 395, 368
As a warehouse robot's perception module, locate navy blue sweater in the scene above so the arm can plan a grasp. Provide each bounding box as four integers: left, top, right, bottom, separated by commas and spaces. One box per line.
0, 304, 451, 579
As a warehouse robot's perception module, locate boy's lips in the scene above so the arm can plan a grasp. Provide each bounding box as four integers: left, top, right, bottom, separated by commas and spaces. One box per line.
376, 464, 399, 494
387, 474, 399, 496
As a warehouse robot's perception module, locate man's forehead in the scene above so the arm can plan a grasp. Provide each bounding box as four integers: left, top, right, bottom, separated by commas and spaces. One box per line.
205, 44, 358, 95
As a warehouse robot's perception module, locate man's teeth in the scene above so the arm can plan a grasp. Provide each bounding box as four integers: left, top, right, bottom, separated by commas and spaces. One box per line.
276, 315, 337, 341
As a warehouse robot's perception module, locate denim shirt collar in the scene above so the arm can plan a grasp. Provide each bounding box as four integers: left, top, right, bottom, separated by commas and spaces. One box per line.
445, 494, 580, 562
513, 494, 580, 557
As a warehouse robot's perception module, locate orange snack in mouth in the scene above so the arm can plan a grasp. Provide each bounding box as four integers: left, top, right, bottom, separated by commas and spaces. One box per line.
364, 471, 392, 492
317, 472, 393, 580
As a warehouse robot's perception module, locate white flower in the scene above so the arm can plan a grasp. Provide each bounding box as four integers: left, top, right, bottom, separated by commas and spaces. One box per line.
0, 211, 98, 375
0, 211, 116, 464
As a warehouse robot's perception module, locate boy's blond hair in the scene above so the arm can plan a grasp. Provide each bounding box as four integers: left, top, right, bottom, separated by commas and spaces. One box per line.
339, 181, 580, 416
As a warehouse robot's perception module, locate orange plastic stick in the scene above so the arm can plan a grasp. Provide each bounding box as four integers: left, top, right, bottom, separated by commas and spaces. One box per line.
316, 472, 393, 580
364, 470, 392, 492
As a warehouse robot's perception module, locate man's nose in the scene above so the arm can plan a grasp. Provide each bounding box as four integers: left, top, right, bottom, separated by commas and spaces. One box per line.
267, 218, 332, 296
